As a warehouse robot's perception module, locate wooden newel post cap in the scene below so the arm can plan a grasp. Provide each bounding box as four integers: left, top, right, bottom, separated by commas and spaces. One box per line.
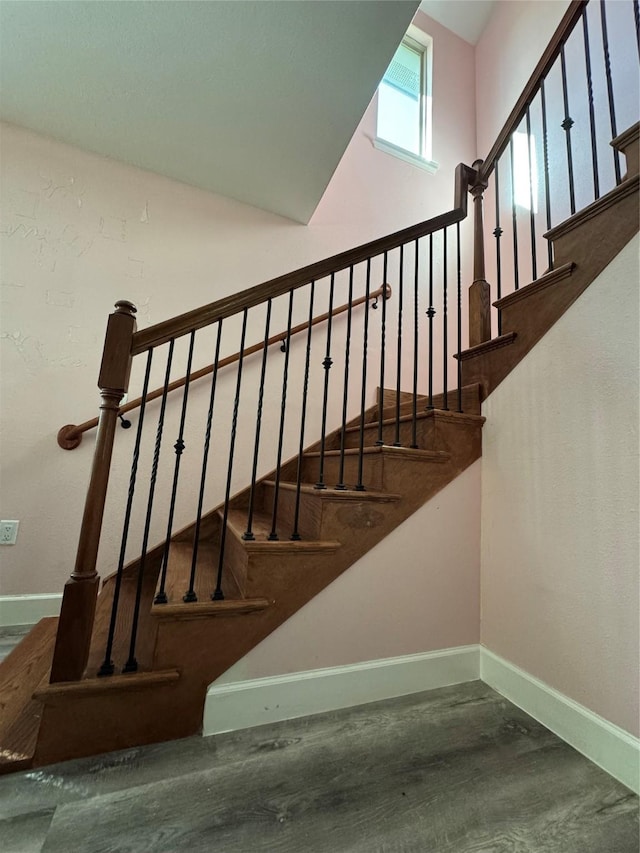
114, 300, 137, 315
470, 160, 488, 196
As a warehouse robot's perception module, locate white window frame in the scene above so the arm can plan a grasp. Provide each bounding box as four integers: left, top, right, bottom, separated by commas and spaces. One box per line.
374, 25, 438, 174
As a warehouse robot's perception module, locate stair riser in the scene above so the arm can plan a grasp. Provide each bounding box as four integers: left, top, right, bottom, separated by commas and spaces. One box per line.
221, 525, 251, 597
377, 387, 481, 418
258, 482, 397, 543
342, 418, 438, 451
299, 454, 384, 490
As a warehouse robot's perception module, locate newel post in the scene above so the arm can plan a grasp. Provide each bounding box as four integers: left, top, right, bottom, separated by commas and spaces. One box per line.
50, 300, 137, 683
468, 159, 492, 347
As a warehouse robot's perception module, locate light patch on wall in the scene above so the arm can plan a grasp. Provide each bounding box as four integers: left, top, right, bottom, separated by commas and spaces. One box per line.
128, 293, 151, 321
67, 326, 97, 346
61, 224, 93, 258
0, 331, 44, 371
513, 131, 538, 212
41, 172, 85, 208
45, 290, 75, 308
140, 202, 150, 224
50, 355, 86, 369
99, 216, 127, 242
126, 258, 144, 279
9, 188, 39, 220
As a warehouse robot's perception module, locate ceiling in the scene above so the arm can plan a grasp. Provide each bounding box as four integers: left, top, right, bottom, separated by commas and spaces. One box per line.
0, 0, 419, 223
420, 0, 496, 45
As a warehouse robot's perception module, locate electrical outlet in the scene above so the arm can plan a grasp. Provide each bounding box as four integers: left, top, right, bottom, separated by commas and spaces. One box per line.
0, 520, 19, 545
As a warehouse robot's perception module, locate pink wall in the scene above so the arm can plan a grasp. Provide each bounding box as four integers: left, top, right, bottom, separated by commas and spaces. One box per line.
475, 0, 571, 158
481, 236, 639, 737
218, 462, 481, 682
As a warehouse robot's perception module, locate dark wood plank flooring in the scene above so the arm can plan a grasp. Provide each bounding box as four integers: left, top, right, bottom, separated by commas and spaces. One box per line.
0, 681, 637, 852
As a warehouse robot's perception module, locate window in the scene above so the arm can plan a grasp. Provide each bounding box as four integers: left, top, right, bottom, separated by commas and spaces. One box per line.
374, 26, 437, 173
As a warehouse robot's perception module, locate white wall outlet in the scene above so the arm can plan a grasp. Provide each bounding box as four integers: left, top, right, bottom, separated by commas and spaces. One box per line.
0, 520, 19, 545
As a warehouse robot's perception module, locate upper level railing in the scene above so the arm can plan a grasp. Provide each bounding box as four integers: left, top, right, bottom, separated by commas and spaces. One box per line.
49, 0, 639, 684
468, 0, 639, 335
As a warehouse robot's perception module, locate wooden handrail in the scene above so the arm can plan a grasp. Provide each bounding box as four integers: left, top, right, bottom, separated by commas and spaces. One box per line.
479, 0, 588, 182
58, 283, 391, 449
131, 162, 475, 354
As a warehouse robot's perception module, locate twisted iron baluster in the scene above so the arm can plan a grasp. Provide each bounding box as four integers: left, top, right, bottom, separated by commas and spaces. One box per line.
214, 309, 249, 600
155, 331, 196, 604
98, 350, 153, 677
124, 340, 175, 673
184, 322, 223, 602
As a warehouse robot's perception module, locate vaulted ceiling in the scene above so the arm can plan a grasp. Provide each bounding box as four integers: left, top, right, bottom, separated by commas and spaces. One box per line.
0, 1, 420, 222
0, 1, 495, 223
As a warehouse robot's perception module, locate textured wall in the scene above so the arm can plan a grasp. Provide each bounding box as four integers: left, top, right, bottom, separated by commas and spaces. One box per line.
480, 235, 640, 736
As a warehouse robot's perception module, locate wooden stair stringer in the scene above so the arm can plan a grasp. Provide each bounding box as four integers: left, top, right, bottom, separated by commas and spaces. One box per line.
30, 410, 483, 768
0, 617, 58, 774
459, 173, 639, 400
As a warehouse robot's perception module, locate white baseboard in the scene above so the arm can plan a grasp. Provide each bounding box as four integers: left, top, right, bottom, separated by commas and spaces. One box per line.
0, 594, 62, 627
204, 645, 480, 737
481, 647, 640, 794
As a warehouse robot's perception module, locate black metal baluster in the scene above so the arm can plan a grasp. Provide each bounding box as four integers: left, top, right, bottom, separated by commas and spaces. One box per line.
243, 300, 273, 539
124, 340, 175, 673
356, 260, 372, 490
98, 350, 153, 677
184, 322, 222, 602
600, 0, 621, 184
393, 246, 404, 446
582, 8, 600, 200
456, 222, 463, 413
442, 228, 448, 408
540, 79, 553, 269
411, 240, 419, 448
426, 234, 434, 409
376, 254, 388, 446
291, 283, 316, 537
315, 276, 335, 488
634, 0, 640, 60
336, 270, 354, 490
509, 136, 520, 291
494, 160, 504, 335
525, 107, 537, 281
560, 45, 577, 215
268, 290, 295, 536
155, 331, 196, 604
214, 309, 249, 600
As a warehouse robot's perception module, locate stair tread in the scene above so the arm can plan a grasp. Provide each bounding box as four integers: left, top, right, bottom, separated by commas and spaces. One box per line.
224, 508, 341, 549
0, 618, 57, 737
304, 446, 451, 462
155, 539, 242, 606
86, 560, 161, 677
545, 173, 639, 241
455, 332, 518, 362
343, 407, 485, 434
152, 598, 271, 620
0, 617, 58, 774
376, 384, 482, 418
493, 262, 576, 311
35, 668, 182, 697
263, 481, 402, 501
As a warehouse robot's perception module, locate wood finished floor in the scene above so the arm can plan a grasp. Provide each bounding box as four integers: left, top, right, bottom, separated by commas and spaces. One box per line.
0, 680, 637, 852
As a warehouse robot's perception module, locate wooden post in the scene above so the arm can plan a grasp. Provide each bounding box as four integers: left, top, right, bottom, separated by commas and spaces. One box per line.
50, 301, 137, 683
468, 159, 492, 347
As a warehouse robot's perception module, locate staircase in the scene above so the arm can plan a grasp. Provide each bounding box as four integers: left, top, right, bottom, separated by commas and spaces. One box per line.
1, 0, 638, 774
